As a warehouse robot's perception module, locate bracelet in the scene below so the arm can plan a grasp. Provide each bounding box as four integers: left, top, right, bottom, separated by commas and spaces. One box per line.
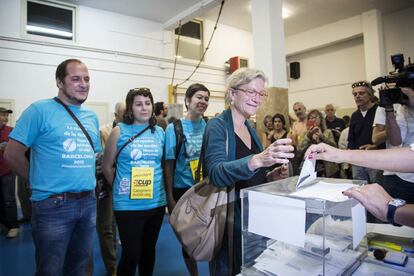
385, 108, 394, 113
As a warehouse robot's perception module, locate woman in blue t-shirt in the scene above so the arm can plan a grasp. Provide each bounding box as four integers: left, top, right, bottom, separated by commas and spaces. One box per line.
164, 83, 210, 275
103, 88, 166, 276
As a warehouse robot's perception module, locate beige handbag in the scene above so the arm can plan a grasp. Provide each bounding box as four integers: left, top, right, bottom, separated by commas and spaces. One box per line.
169, 178, 229, 261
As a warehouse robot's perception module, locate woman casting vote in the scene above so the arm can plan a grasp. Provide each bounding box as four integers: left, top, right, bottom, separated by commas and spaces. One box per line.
202, 68, 294, 275
102, 88, 166, 276
164, 83, 210, 276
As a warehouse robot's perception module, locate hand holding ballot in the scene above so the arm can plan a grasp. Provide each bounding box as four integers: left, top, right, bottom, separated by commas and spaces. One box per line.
303, 142, 414, 228
248, 138, 294, 171
305, 142, 345, 163
305, 143, 414, 173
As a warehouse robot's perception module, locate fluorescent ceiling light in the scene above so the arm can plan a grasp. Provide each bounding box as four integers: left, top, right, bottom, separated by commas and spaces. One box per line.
27, 25, 73, 38
282, 8, 290, 19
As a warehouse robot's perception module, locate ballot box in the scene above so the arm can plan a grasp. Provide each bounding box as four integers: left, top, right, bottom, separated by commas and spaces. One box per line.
240, 176, 368, 275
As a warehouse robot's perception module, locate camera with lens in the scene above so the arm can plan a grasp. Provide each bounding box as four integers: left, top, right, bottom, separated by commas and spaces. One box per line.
371, 53, 414, 107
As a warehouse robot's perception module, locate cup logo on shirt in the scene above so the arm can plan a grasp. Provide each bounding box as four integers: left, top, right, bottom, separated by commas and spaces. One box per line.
63, 138, 77, 152
130, 149, 142, 160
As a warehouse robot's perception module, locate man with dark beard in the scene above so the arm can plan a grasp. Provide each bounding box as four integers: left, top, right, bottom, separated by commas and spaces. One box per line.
5, 59, 101, 275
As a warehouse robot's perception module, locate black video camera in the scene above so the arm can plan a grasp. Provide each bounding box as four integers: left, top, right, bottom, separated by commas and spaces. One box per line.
371, 53, 414, 107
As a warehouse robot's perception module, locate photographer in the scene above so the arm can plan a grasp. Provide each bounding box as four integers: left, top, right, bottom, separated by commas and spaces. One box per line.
305, 143, 414, 228
381, 86, 414, 203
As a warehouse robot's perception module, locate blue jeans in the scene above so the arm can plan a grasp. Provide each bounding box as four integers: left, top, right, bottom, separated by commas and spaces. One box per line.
352, 165, 381, 184
32, 192, 96, 276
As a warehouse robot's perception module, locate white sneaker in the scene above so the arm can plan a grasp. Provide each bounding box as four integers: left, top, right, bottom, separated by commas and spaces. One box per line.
7, 228, 19, 238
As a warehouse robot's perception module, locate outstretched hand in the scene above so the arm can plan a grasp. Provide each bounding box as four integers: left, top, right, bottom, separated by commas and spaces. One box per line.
249, 138, 294, 171
304, 143, 344, 163
342, 184, 392, 222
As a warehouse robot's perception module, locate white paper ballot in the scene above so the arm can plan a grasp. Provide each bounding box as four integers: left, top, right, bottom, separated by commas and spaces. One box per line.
352, 203, 366, 249
296, 158, 317, 189
291, 181, 358, 202
248, 191, 306, 248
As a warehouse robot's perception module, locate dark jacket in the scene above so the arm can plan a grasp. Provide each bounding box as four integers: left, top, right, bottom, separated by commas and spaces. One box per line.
348, 104, 384, 149
202, 108, 262, 186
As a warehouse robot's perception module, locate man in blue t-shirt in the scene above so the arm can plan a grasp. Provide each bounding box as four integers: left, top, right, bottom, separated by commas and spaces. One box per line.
5, 59, 101, 275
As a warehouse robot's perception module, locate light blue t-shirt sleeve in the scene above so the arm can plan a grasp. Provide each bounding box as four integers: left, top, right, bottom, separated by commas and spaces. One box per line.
165, 122, 177, 160
9, 104, 42, 147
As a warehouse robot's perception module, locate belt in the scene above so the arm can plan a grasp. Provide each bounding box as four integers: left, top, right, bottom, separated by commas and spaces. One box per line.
49, 190, 93, 200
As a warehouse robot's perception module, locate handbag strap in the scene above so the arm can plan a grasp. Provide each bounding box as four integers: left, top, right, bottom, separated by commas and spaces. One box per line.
54, 97, 95, 152
195, 117, 228, 183
114, 125, 150, 162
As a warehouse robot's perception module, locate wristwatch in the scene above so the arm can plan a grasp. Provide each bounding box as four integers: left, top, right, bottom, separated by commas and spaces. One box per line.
386, 198, 406, 226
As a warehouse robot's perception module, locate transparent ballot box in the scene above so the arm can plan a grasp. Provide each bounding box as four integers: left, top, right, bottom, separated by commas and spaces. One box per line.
241, 177, 368, 276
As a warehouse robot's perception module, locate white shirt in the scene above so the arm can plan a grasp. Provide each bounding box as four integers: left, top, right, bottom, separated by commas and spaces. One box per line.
373, 104, 400, 126
372, 105, 400, 176
395, 105, 414, 183
338, 127, 349, 150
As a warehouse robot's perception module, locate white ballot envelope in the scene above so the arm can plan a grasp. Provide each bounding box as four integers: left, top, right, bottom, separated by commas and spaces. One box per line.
296, 157, 317, 189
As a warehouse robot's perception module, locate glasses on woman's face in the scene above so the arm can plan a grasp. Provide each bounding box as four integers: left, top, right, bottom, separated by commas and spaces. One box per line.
234, 87, 268, 98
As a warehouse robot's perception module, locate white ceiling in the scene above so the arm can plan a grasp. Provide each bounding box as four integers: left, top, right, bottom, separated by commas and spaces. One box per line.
205, 0, 414, 36
62, 0, 203, 22
61, 0, 414, 36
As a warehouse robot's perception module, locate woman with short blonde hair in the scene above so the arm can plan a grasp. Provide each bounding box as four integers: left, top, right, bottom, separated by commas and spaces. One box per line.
202, 68, 294, 275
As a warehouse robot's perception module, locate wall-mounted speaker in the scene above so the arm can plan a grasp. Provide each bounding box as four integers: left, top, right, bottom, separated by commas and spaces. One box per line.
229, 56, 249, 74
290, 62, 300, 79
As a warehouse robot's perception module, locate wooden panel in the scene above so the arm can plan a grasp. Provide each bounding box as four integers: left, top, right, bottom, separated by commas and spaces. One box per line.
256, 87, 289, 145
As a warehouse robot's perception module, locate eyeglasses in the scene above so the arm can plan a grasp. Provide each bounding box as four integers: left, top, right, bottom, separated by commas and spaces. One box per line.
234, 87, 268, 98
352, 81, 370, 89
309, 116, 320, 120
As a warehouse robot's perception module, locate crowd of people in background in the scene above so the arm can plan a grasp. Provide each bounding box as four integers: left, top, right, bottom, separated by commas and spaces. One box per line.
261, 79, 414, 225
0, 58, 413, 276
261, 102, 350, 179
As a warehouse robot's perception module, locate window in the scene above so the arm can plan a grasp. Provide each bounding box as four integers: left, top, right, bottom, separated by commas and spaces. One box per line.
174, 19, 203, 61
24, 0, 76, 41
